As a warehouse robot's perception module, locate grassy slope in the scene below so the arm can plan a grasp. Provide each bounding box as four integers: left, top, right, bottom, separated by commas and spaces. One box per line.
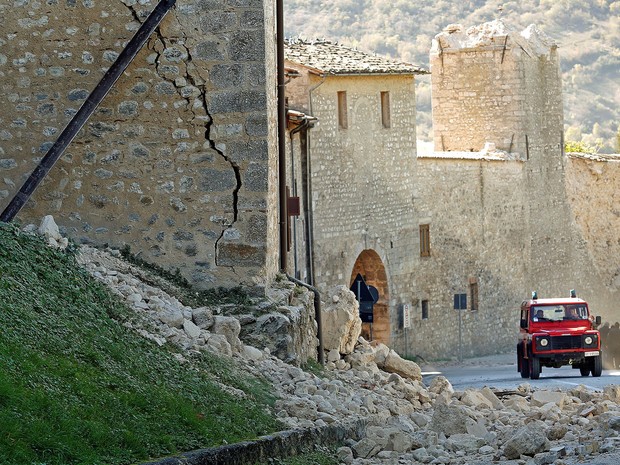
0, 224, 281, 465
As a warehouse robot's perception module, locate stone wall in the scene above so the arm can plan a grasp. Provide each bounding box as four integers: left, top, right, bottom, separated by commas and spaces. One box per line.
410, 156, 527, 358
402, 21, 620, 360
0, 0, 279, 290
564, 153, 620, 320
375, 20, 583, 359
409, 150, 620, 360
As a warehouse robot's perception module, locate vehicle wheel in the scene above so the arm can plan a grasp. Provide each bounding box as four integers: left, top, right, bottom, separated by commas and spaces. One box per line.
579, 365, 591, 376
592, 354, 603, 377
530, 357, 541, 379
520, 354, 530, 378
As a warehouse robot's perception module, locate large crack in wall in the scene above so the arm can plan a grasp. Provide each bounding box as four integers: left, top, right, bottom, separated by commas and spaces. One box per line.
184, 62, 243, 267
126, 2, 243, 272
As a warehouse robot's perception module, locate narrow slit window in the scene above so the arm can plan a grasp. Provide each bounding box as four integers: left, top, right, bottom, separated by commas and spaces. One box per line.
469, 278, 479, 311
420, 224, 430, 257
337, 91, 348, 129
381, 91, 391, 128
421, 300, 429, 320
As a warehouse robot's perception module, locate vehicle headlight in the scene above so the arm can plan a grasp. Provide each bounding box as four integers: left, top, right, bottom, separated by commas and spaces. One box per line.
536, 337, 550, 350
583, 335, 598, 346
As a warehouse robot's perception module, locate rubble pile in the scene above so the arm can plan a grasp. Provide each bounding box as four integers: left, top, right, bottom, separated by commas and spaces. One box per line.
33, 216, 620, 464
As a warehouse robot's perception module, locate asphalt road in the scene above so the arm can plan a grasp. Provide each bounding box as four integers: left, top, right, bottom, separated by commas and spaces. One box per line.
420, 352, 620, 392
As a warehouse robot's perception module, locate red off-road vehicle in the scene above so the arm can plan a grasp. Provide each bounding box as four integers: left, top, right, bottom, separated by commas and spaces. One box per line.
517, 291, 602, 379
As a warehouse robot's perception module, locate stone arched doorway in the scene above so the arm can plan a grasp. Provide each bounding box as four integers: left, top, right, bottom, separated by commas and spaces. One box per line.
350, 249, 390, 345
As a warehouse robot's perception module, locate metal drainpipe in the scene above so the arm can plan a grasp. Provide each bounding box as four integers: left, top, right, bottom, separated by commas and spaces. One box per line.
289, 118, 309, 278
305, 77, 325, 285
287, 274, 324, 365
276, 0, 287, 273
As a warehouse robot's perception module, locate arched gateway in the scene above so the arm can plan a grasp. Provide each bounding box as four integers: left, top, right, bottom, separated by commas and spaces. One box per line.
350, 249, 390, 345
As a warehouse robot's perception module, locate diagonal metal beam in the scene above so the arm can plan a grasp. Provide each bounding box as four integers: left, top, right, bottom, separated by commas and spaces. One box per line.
0, 0, 176, 223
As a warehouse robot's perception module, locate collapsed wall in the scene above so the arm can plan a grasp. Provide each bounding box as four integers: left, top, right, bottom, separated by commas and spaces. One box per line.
0, 0, 279, 290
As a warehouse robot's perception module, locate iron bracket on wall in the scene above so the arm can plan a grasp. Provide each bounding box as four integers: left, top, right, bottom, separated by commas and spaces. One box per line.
0, 0, 176, 223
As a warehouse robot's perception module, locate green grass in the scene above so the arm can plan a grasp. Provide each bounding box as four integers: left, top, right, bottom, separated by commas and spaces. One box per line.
0, 224, 282, 465
302, 359, 328, 378
118, 244, 253, 309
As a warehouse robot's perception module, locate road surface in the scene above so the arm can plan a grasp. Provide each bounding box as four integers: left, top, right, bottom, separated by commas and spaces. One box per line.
420, 352, 620, 392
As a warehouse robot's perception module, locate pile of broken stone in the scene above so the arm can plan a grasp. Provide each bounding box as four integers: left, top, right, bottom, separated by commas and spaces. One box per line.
31, 216, 620, 465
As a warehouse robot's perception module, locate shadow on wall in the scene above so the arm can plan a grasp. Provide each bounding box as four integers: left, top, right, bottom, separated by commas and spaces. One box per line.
600, 322, 620, 370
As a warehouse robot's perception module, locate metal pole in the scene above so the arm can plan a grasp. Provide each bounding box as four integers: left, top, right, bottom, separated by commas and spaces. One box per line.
276, 0, 288, 272
0, 0, 176, 223
458, 309, 463, 362
405, 328, 408, 359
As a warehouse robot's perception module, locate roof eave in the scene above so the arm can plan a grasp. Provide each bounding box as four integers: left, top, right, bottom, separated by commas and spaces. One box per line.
327, 70, 428, 76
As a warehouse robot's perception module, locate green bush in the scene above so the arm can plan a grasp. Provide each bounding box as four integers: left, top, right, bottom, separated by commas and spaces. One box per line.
564, 140, 601, 154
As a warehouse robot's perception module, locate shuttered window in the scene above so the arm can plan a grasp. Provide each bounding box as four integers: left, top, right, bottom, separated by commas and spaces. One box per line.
421, 299, 429, 319
469, 278, 479, 311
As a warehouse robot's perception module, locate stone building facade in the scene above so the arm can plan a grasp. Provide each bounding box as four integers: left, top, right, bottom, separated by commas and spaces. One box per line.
283, 40, 427, 346
413, 21, 620, 359
285, 23, 620, 360
0, 0, 280, 289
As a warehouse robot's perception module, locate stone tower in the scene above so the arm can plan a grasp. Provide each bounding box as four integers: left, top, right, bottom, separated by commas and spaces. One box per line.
429, 20, 588, 303
430, 20, 563, 158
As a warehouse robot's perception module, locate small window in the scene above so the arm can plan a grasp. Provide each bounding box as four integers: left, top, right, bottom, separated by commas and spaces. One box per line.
337, 91, 348, 129
420, 224, 430, 257
380, 91, 391, 128
469, 278, 479, 311
421, 300, 429, 320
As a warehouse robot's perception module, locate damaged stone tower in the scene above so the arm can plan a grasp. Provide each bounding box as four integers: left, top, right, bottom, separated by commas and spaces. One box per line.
428, 21, 587, 300
430, 20, 563, 157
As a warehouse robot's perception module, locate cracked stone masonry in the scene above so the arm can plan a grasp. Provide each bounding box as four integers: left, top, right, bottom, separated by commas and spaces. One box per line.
0, 0, 280, 289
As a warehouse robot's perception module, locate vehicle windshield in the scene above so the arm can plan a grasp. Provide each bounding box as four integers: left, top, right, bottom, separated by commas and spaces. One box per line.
531, 304, 588, 322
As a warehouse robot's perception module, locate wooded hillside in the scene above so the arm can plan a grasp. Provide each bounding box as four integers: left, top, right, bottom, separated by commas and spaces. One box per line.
284, 0, 620, 153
